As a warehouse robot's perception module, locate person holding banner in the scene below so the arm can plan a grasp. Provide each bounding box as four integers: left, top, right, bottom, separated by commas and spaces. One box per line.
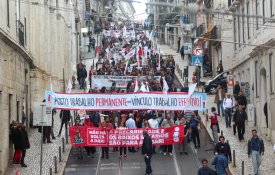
126, 113, 137, 152
118, 121, 127, 158
142, 130, 153, 175
99, 117, 113, 159
161, 113, 174, 156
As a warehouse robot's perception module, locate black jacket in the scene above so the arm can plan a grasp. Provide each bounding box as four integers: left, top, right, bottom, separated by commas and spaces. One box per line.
248, 137, 264, 155
236, 96, 247, 106
214, 142, 232, 161
142, 135, 153, 157
233, 110, 247, 124
13, 129, 25, 150
60, 110, 71, 122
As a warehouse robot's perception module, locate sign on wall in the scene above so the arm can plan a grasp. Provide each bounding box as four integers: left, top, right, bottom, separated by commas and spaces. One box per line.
33, 102, 52, 126
183, 43, 192, 54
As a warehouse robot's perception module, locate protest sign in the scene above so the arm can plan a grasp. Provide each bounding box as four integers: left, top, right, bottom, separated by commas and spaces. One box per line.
69, 125, 184, 147
46, 91, 207, 111
91, 75, 161, 89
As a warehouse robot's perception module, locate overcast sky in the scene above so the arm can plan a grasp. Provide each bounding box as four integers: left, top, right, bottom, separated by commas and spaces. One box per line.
132, 0, 147, 20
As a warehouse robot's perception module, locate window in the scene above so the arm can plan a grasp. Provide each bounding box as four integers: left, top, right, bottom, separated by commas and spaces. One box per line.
233, 17, 237, 50
237, 9, 241, 47
256, 0, 259, 29
242, 8, 245, 43
269, 53, 274, 93
9, 94, 12, 123
255, 61, 259, 97
247, 1, 250, 39
24, 17, 27, 45
7, 0, 10, 27
271, 0, 274, 17
263, 0, 266, 23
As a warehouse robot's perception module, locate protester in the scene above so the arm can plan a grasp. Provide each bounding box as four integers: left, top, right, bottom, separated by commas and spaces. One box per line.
176, 117, 190, 155
223, 94, 234, 128
190, 111, 201, 148
198, 159, 215, 175
233, 105, 247, 141
148, 113, 159, 154
208, 107, 220, 144
142, 130, 153, 175
248, 129, 264, 175
214, 136, 232, 162
212, 147, 230, 175
161, 113, 174, 156
181, 82, 189, 92
99, 117, 113, 159
126, 113, 137, 152
214, 85, 225, 117
58, 110, 71, 137
118, 121, 127, 158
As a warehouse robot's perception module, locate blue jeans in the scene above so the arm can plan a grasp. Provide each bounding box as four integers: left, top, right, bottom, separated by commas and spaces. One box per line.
217, 100, 224, 116
224, 108, 232, 127
252, 150, 261, 175
144, 156, 152, 174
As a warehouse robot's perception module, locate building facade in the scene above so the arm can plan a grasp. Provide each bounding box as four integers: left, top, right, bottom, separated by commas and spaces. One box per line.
0, 0, 78, 173
229, 0, 275, 142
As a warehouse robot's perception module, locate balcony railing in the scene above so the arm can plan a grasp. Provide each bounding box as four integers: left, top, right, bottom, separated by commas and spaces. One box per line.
16, 20, 24, 46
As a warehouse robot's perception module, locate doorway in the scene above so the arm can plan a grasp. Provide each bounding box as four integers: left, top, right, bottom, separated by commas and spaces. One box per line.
260, 68, 267, 130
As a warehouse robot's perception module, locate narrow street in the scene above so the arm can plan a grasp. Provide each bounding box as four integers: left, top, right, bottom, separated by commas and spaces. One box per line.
64, 76, 215, 175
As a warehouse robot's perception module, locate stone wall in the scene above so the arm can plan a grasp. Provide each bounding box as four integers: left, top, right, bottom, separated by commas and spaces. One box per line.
0, 39, 31, 174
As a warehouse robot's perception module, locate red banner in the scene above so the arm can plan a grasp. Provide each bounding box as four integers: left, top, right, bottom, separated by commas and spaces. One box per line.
69, 125, 184, 147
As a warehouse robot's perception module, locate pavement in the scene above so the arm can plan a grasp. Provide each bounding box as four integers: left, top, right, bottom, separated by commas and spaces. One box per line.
5, 111, 72, 175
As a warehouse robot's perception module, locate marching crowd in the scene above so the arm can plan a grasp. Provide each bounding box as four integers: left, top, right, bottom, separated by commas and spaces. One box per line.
8, 20, 265, 175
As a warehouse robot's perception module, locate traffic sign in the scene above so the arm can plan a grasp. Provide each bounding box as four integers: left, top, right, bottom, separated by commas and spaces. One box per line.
193, 46, 203, 56
192, 56, 203, 66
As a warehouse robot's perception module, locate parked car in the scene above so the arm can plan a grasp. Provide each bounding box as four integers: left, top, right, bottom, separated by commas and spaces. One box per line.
204, 71, 229, 94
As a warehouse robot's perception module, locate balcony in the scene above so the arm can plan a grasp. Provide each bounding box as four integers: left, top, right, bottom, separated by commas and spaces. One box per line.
16, 20, 24, 46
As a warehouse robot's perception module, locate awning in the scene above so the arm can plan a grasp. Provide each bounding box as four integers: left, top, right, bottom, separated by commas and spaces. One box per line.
194, 24, 215, 45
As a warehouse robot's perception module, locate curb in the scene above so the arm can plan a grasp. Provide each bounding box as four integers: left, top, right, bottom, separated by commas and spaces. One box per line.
57, 145, 71, 175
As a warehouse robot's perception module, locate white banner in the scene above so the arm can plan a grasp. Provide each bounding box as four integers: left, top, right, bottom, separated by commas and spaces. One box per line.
46, 91, 207, 111
91, 75, 161, 89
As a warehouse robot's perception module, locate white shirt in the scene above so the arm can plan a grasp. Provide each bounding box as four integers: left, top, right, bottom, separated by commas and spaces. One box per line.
223, 98, 234, 109
148, 118, 159, 129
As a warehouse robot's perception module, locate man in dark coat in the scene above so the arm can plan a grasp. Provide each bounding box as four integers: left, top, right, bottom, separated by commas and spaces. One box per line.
233, 105, 247, 141
21, 125, 30, 167
142, 130, 153, 175
58, 110, 71, 137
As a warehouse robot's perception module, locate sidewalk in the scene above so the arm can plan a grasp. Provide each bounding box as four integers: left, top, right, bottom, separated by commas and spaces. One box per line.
157, 43, 275, 175
202, 95, 275, 175
4, 88, 85, 175
5, 113, 72, 175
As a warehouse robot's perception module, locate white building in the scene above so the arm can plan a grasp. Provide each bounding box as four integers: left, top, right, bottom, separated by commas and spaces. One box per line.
0, 0, 78, 173
229, 0, 275, 142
